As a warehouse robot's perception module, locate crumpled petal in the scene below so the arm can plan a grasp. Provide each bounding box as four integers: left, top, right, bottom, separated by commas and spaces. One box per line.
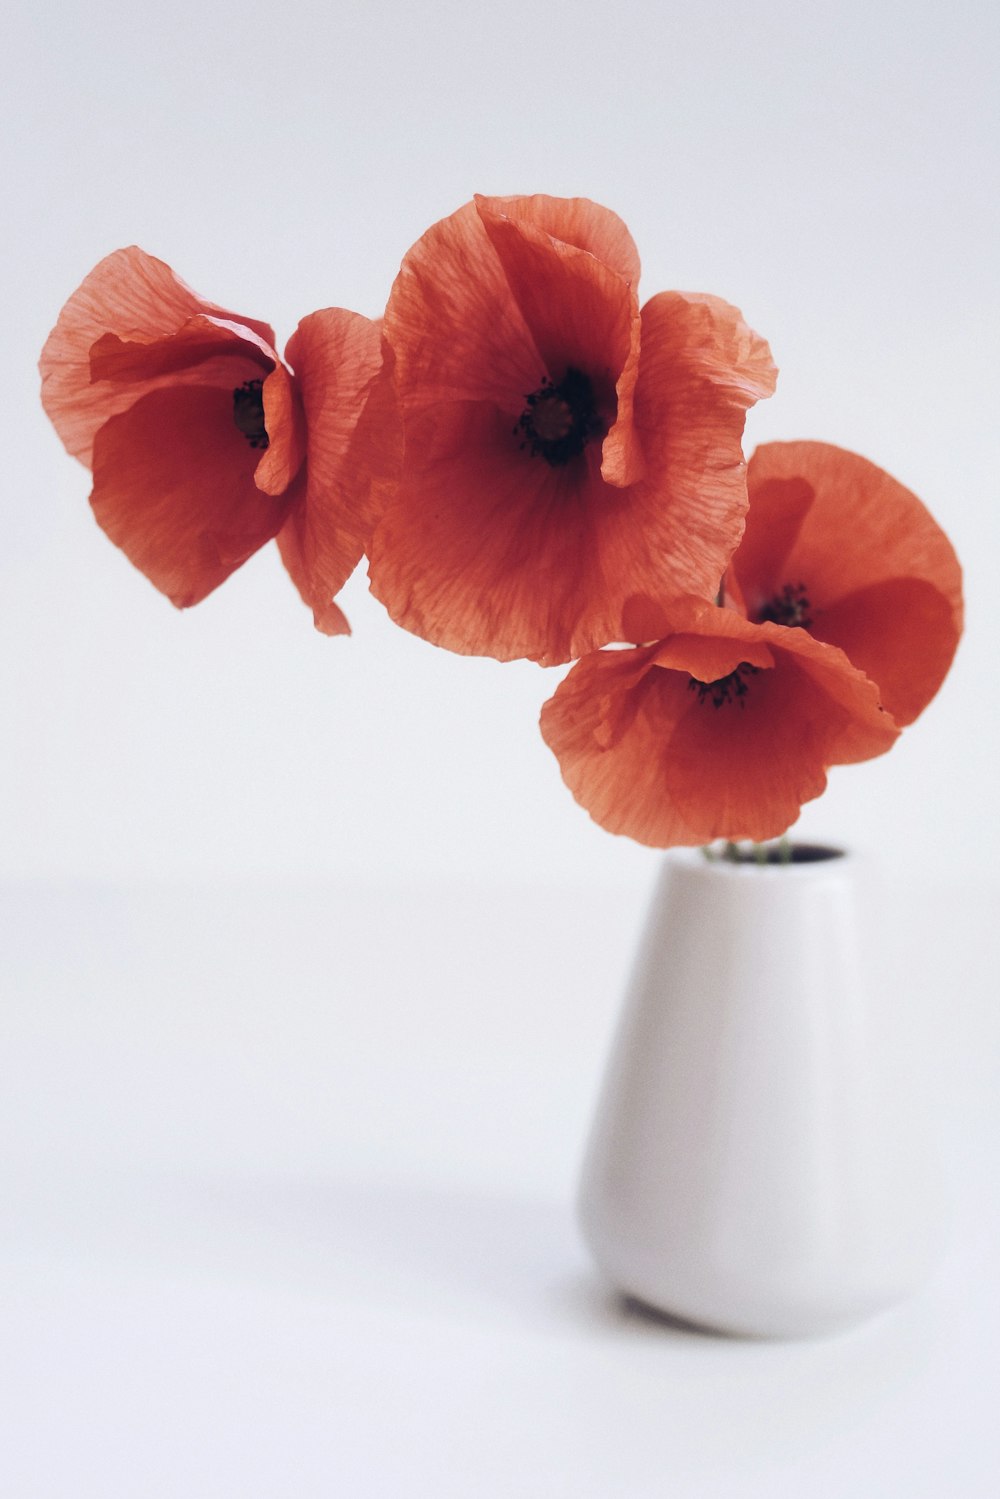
475, 195, 643, 487
370, 398, 599, 661
255, 361, 307, 497
90, 384, 291, 607
541, 598, 898, 847
40, 247, 277, 467
598, 291, 777, 624
385, 200, 539, 414
475, 193, 641, 283
731, 442, 964, 725
277, 311, 400, 635
88, 316, 274, 388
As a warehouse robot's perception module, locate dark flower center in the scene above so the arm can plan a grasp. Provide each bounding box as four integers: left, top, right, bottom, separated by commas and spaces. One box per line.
516, 368, 604, 466
759, 581, 811, 629
688, 662, 760, 709
232, 378, 269, 450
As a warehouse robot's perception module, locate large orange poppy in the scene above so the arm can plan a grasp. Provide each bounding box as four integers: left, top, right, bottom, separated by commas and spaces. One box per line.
40, 247, 397, 633
540, 597, 899, 847
727, 442, 964, 726
368, 195, 777, 665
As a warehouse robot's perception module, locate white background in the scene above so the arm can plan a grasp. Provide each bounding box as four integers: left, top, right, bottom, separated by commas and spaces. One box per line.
2, 0, 997, 887
2, 2, 999, 1495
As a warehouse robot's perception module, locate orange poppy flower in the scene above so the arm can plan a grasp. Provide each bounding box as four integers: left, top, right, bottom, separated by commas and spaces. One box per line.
726, 442, 963, 726
540, 597, 899, 847
40, 247, 397, 633
368, 194, 777, 665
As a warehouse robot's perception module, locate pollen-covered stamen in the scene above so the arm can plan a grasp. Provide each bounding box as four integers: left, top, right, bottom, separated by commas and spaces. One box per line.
515, 367, 604, 466
759, 581, 812, 630
232, 378, 269, 450
688, 662, 760, 709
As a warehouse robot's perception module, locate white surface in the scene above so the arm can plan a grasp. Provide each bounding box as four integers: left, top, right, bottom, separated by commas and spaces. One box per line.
1, 0, 998, 889
1, 873, 998, 1497
3, 4, 999, 1487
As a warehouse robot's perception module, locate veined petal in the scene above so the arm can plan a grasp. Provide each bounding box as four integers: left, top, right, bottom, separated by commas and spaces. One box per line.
474, 194, 641, 283
89, 316, 275, 385
541, 647, 707, 847
369, 398, 606, 662
277, 310, 400, 634
760, 621, 901, 764
659, 666, 831, 844
650, 631, 775, 679
90, 385, 291, 607
255, 361, 307, 496
40, 247, 277, 467
595, 292, 777, 610
735, 442, 964, 725
807, 577, 958, 729
724, 473, 814, 600
541, 606, 897, 848
475, 197, 643, 486
385, 201, 540, 413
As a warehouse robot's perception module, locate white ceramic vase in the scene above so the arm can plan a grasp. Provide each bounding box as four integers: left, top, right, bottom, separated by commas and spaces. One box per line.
578, 847, 942, 1338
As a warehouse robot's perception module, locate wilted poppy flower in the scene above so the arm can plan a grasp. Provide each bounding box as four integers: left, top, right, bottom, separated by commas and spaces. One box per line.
540, 597, 899, 847
368, 194, 777, 665
40, 247, 397, 633
726, 442, 963, 726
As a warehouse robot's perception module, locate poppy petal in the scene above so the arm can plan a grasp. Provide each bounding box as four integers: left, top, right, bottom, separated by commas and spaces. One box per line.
659, 617, 893, 833
276, 309, 400, 634
650, 630, 775, 680
662, 624, 897, 839
765, 623, 901, 765
724, 472, 814, 605
90, 384, 291, 607
40, 247, 277, 467
618, 291, 777, 607
810, 577, 959, 728
88, 316, 274, 386
475, 197, 643, 487
385, 201, 540, 414
369, 398, 605, 662
541, 607, 897, 848
474, 193, 641, 283
541, 647, 706, 847
620, 594, 674, 644
737, 442, 963, 724
254, 361, 307, 497
660, 665, 831, 843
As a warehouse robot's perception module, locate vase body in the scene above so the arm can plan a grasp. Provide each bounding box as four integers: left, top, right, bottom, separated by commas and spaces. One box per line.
578, 848, 942, 1338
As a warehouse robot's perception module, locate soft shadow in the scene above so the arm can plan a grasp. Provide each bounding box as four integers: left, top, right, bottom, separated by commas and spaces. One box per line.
551, 1270, 736, 1343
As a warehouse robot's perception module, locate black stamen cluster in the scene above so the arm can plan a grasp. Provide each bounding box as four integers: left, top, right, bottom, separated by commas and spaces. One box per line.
515, 367, 603, 466
688, 662, 760, 709
232, 378, 269, 450
760, 581, 812, 630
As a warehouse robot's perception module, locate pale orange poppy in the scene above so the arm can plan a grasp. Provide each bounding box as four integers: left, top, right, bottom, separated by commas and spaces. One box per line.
540, 597, 899, 847
368, 195, 777, 665
725, 442, 963, 726
40, 248, 397, 632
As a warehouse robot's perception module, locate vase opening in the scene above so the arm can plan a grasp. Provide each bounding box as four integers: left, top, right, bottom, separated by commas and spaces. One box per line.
717, 843, 846, 865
